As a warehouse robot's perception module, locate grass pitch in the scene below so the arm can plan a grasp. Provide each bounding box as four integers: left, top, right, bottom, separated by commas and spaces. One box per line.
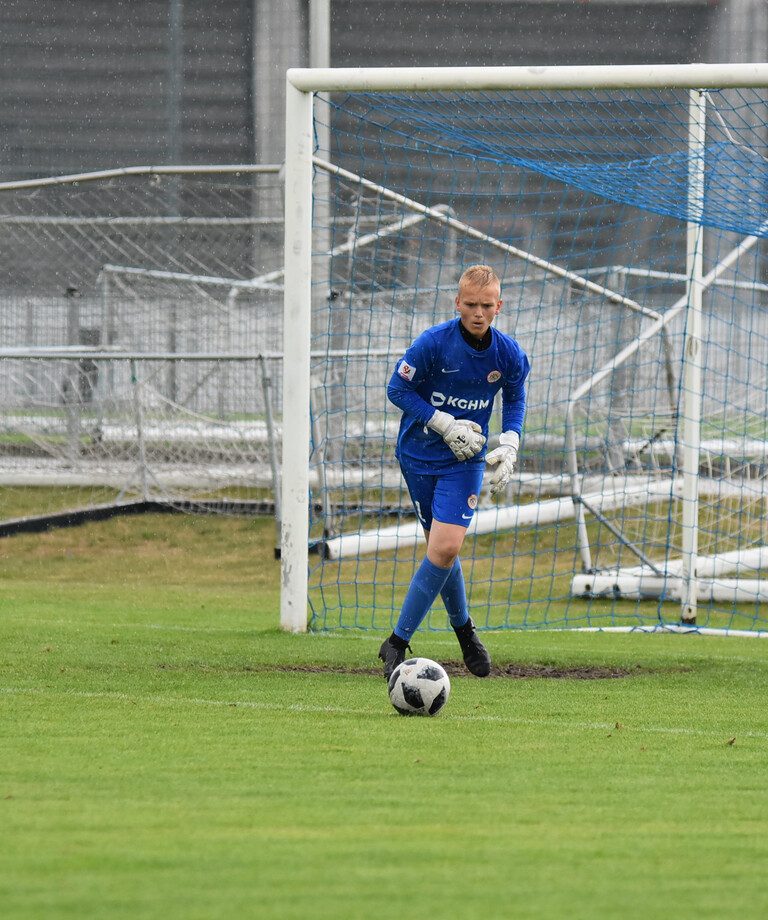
2, 514, 768, 919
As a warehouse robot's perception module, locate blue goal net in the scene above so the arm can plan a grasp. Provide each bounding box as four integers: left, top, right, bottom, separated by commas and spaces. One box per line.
301, 81, 768, 635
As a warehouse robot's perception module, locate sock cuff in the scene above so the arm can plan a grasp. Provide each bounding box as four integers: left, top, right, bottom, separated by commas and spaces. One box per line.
421, 556, 453, 581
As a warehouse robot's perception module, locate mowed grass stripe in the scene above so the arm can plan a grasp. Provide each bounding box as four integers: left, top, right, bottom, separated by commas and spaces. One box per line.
2, 684, 765, 739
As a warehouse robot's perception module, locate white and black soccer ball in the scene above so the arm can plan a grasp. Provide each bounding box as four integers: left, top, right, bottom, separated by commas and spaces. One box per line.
388, 657, 450, 717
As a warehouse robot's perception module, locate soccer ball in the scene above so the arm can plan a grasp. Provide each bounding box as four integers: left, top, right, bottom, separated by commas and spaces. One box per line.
387, 657, 451, 717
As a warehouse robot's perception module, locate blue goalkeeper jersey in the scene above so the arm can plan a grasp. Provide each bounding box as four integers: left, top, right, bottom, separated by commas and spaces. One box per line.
387, 317, 530, 473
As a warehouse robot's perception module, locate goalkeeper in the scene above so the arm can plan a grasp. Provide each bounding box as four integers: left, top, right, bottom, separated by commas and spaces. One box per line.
380, 264, 530, 679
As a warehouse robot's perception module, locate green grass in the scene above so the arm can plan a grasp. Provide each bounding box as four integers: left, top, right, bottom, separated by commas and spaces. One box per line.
3, 514, 768, 919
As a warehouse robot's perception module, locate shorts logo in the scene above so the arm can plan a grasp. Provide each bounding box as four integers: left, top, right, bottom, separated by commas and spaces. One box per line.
467, 494, 478, 510
397, 360, 416, 381
487, 370, 502, 384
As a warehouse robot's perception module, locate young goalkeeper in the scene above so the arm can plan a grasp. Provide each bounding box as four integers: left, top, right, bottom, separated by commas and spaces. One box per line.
380, 264, 530, 679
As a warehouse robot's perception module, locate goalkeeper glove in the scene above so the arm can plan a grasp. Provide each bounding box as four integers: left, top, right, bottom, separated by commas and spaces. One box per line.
428, 409, 486, 461
485, 431, 520, 494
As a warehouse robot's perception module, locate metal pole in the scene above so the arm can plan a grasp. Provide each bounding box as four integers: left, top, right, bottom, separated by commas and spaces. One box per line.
260, 355, 283, 552
310, 0, 330, 70
680, 89, 707, 624
280, 80, 314, 632
131, 359, 150, 501
64, 287, 81, 461
168, 0, 183, 165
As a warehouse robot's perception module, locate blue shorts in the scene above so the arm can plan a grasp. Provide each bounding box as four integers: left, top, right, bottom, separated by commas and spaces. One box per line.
401, 465, 484, 530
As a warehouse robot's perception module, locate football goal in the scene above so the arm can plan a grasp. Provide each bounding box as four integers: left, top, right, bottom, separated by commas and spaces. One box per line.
282, 63, 768, 636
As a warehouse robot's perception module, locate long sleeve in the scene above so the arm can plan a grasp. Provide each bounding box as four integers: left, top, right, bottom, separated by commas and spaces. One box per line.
387, 366, 436, 427
500, 356, 529, 434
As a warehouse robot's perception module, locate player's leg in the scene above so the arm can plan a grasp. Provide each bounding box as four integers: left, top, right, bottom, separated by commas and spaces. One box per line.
378, 471, 447, 678
392, 518, 467, 640
429, 472, 491, 676
439, 556, 469, 628
425, 538, 490, 676
379, 467, 490, 678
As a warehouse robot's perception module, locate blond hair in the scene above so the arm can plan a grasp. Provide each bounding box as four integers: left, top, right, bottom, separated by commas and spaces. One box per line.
458, 264, 500, 295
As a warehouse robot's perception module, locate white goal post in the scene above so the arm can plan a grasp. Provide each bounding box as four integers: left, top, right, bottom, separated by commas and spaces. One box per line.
281, 63, 768, 634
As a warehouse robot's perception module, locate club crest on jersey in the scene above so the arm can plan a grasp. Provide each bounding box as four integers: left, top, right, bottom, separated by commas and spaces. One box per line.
467, 494, 478, 510
487, 370, 502, 383
397, 360, 416, 381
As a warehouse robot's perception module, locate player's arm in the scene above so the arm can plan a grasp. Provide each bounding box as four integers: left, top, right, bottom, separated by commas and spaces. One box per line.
387, 359, 435, 426
486, 346, 530, 494
387, 355, 485, 461
485, 430, 520, 494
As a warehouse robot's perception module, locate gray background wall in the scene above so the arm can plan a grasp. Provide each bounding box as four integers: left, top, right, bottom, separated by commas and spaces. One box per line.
0, 0, 761, 179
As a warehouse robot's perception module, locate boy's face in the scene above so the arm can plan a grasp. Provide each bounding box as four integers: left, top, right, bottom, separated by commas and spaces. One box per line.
455, 280, 502, 339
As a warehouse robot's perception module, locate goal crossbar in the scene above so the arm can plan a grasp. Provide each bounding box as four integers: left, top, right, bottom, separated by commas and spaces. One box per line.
287, 63, 768, 93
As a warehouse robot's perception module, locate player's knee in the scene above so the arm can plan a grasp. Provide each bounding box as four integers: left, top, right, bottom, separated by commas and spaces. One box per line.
426, 542, 462, 569
426, 520, 466, 568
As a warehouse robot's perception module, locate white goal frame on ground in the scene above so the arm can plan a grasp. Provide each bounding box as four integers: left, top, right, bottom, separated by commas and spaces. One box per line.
280, 62, 768, 633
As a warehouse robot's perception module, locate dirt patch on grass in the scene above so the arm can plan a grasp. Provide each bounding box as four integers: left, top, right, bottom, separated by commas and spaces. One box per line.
484, 662, 641, 680
271, 662, 643, 679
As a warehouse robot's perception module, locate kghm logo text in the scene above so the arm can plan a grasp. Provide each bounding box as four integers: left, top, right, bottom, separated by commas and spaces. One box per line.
430, 392, 491, 411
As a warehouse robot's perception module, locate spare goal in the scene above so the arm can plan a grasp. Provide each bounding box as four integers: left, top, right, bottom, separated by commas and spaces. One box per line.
0, 165, 285, 533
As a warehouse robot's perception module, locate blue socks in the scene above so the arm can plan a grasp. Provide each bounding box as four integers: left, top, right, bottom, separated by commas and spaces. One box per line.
394, 556, 469, 642
394, 557, 452, 642
440, 557, 470, 629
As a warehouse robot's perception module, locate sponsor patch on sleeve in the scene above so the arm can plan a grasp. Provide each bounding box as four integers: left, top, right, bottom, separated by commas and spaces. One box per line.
397, 360, 416, 381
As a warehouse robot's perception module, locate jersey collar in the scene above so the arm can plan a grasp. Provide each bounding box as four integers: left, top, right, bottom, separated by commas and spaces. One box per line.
458, 318, 492, 352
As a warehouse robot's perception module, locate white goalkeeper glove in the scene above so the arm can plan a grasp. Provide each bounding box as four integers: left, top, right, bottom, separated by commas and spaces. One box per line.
485, 431, 520, 495
428, 409, 486, 462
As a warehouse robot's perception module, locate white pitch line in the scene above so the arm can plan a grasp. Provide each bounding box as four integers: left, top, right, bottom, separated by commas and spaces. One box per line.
0, 685, 764, 739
